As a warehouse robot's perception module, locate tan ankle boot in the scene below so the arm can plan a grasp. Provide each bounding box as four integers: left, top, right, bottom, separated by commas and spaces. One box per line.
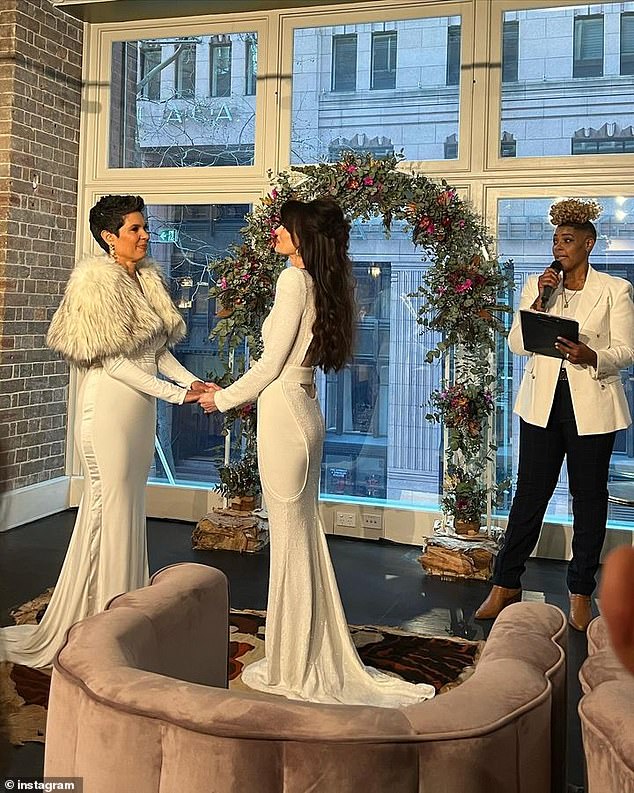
569, 594, 592, 632
475, 585, 522, 620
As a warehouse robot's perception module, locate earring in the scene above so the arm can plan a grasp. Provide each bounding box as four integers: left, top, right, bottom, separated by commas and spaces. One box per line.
108, 241, 117, 261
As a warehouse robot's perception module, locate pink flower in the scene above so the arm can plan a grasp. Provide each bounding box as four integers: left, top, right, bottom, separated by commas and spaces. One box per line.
363, 176, 374, 186
219, 277, 228, 290
345, 165, 358, 173
418, 216, 435, 234
458, 219, 465, 229
242, 274, 250, 282
455, 279, 473, 294
271, 188, 278, 199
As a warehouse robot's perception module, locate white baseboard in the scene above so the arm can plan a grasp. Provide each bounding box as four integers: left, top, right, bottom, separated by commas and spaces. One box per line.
1, 476, 71, 532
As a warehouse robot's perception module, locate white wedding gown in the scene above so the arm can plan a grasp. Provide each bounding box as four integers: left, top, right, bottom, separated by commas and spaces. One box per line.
0, 333, 197, 669
215, 266, 435, 706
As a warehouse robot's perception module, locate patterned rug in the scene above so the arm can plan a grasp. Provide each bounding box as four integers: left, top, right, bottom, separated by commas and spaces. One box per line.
2, 590, 482, 746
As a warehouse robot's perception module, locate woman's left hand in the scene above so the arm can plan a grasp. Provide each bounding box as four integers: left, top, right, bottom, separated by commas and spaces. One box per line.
555, 336, 598, 368
198, 389, 220, 413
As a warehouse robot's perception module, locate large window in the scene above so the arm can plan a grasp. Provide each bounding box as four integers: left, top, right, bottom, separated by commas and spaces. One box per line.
143, 203, 251, 486
140, 44, 161, 100
318, 219, 442, 506
109, 32, 258, 168
446, 24, 461, 86
497, 196, 634, 526
292, 14, 462, 164
573, 14, 604, 78
84, 1, 634, 532
500, 5, 634, 159
175, 42, 197, 97
371, 31, 397, 90
210, 37, 232, 97
621, 12, 634, 75
502, 20, 519, 83
331, 34, 357, 92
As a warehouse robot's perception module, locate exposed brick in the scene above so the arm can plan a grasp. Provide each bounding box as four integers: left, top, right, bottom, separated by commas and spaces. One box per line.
0, 0, 81, 492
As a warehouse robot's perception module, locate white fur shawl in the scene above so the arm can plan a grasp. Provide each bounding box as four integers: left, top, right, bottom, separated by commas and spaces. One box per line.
47, 253, 186, 367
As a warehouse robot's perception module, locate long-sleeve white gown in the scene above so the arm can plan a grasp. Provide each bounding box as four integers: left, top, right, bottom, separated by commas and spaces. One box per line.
214, 266, 435, 706
0, 334, 198, 669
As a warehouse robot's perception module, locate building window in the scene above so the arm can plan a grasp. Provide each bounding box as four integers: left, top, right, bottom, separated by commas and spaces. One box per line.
444, 133, 458, 159
331, 34, 357, 92
446, 24, 461, 86
621, 13, 634, 76
175, 42, 196, 97
573, 14, 604, 78
502, 20, 519, 83
140, 44, 162, 100
500, 131, 517, 157
210, 37, 231, 97
245, 35, 257, 95
371, 31, 397, 90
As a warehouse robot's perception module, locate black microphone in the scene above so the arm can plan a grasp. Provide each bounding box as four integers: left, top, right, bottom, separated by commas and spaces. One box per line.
540, 259, 562, 310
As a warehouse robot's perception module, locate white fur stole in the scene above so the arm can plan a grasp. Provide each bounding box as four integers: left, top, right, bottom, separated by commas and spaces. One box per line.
47, 254, 186, 367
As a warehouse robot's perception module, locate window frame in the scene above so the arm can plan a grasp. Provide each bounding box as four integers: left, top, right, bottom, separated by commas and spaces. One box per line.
370, 30, 397, 90
75, 0, 634, 543
209, 37, 232, 98
331, 33, 357, 92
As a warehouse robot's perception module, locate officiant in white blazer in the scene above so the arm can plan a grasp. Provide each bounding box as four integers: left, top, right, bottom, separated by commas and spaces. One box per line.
476, 198, 634, 631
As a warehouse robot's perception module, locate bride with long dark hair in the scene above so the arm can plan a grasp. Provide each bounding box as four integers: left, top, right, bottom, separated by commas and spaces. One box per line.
199, 198, 434, 706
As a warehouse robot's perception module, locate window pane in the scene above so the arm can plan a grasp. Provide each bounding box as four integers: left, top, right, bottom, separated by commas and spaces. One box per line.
140, 45, 161, 100
210, 40, 232, 97
573, 15, 604, 77
110, 33, 258, 168
245, 35, 257, 95
318, 219, 442, 508
621, 12, 634, 75
292, 14, 461, 164
446, 24, 461, 86
500, 5, 634, 159
371, 31, 397, 90
143, 203, 251, 486
496, 196, 634, 528
502, 20, 519, 83
332, 34, 357, 92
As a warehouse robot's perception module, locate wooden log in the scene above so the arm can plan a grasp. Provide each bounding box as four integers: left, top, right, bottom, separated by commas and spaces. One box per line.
192, 508, 268, 553
419, 536, 496, 580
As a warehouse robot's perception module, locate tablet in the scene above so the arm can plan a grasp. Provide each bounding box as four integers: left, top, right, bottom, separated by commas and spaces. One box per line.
520, 310, 579, 359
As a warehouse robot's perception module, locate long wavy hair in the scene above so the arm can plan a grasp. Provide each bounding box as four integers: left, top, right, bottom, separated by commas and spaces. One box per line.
280, 199, 356, 372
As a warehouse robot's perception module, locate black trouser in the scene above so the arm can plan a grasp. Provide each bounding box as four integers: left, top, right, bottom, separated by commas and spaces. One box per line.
493, 378, 616, 596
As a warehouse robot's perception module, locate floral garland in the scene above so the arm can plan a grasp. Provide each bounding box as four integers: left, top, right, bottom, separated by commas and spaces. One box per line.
209, 152, 513, 525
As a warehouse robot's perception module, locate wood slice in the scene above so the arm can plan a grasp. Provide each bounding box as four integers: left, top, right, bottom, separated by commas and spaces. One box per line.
192, 508, 269, 553
418, 539, 494, 580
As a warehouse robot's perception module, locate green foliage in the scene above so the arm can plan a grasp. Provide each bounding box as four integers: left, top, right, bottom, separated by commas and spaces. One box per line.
208, 152, 513, 522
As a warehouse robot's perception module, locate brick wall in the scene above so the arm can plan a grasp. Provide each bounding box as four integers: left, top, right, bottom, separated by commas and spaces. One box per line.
0, 0, 82, 491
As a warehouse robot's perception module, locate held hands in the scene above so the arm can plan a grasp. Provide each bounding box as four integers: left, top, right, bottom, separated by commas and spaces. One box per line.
198, 382, 223, 414
555, 336, 598, 368
183, 381, 223, 407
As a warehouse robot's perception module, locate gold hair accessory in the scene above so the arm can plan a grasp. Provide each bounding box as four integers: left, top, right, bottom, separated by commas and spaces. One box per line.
549, 198, 602, 227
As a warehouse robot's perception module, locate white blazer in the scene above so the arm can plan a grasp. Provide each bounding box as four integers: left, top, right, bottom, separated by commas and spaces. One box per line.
509, 266, 634, 435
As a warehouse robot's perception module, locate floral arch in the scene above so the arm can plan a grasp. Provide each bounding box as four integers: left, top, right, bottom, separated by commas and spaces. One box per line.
209, 152, 512, 529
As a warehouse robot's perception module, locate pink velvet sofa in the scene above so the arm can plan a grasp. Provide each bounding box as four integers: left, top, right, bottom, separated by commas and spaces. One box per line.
579, 616, 634, 792
44, 563, 567, 793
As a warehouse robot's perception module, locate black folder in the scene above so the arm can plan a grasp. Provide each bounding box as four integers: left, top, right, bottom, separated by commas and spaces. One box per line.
520, 310, 579, 359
